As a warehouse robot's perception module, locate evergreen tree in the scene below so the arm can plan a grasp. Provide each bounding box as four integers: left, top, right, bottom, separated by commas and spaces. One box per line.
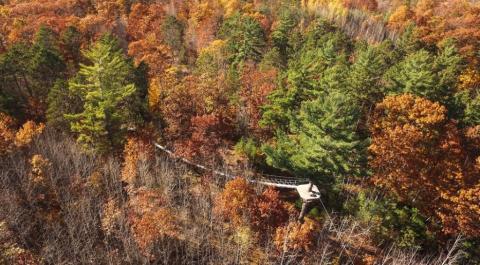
384, 50, 437, 99
46, 79, 81, 130
271, 9, 298, 66
219, 13, 266, 65
384, 43, 462, 107
66, 35, 137, 153
30, 26, 66, 100
60, 26, 82, 65
348, 45, 387, 110
263, 90, 366, 186
0, 43, 31, 119
161, 15, 186, 62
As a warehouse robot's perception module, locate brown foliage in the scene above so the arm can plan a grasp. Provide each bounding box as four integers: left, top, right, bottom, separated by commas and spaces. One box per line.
274, 218, 320, 253
343, 0, 378, 12
127, 3, 172, 77
121, 134, 154, 185
215, 177, 256, 226
127, 188, 177, 256
239, 63, 277, 138
0, 222, 38, 265
369, 94, 479, 235
215, 178, 292, 234
251, 187, 291, 231
28, 154, 61, 223
413, 0, 480, 63
0, 113, 16, 155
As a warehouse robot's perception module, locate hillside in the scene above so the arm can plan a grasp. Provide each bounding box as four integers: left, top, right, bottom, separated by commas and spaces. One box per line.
0, 0, 479, 264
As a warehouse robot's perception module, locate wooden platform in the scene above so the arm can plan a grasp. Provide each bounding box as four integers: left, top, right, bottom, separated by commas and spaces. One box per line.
296, 183, 320, 202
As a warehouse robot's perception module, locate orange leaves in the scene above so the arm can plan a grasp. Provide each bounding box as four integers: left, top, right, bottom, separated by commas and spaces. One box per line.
274, 218, 320, 253
127, 3, 172, 76
121, 135, 154, 185
127, 188, 177, 256
368, 94, 480, 235
0, 113, 16, 155
215, 177, 256, 226
14, 121, 45, 148
131, 207, 177, 252
369, 94, 454, 198
0, 113, 44, 155
239, 63, 277, 137
215, 178, 292, 233
251, 187, 291, 231
453, 184, 480, 237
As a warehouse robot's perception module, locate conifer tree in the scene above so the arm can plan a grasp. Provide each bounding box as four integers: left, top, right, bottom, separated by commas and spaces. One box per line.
271, 10, 298, 66
219, 13, 266, 65
30, 26, 66, 98
263, 90, 366, 186
384, 43, 461, 107
348, 45, 386, 109
66, 35, 137, 153
46, 80, 81, 129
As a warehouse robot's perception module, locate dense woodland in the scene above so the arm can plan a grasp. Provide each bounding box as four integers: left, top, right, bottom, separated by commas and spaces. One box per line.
0, 0, 479, 264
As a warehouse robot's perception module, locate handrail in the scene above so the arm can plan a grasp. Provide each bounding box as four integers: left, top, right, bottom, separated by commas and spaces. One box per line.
153, 143, 309, 189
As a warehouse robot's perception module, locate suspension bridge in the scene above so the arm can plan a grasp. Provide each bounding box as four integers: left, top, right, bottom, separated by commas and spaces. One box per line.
154, 142, 322, 220
154, 143, 310, 188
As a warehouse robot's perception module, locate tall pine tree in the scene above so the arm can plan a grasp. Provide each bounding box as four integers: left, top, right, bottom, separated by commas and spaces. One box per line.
263, 90, 366, 186
66, 35, 138, 153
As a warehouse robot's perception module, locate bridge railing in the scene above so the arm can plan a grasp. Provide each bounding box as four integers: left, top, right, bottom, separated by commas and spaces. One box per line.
154, 143, 308, 189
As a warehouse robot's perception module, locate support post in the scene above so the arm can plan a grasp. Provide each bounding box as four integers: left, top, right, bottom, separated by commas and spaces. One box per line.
298, 200, 311, 223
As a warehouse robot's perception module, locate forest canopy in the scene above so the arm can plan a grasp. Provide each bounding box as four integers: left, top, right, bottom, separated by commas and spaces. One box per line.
0, 0, 479, 264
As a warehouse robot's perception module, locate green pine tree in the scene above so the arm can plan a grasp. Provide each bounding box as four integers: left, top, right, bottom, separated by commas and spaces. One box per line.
219, 13, 266, 65
348, 45, 387, 109
30, 26, 66, 100
263, 90, 366, 186
66, 35, 137, 153
46, 79, 81, 129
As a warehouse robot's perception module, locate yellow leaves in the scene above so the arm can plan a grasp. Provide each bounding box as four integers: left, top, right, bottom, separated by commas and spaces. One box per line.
29, 154, 51, 185
274, 218, 320, 253
101, 198, 121, 236
387, 5, 412, 32
0, 113, 44, 155
219, 0, 243, 17
302, 0, 348, 19
372, 94, 446, 130
200, 39, 226, 56
14, 121, 45, 148
458, 67, 480, 91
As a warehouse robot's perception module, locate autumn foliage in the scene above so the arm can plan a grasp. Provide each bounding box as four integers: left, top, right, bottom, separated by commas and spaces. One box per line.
274, 218, 320, 253
369, 94, 479, 236
0, 113, 44, 155
215, 178, 292, 233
